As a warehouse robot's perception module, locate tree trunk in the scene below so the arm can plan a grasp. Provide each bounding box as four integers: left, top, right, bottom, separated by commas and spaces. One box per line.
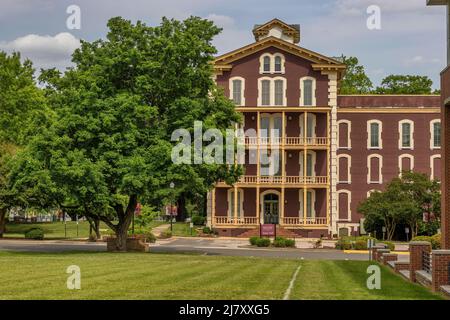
114, 195, 138, 252
176, 195, 187, 222
0, 209, 6, 238
94, 218, 101, 239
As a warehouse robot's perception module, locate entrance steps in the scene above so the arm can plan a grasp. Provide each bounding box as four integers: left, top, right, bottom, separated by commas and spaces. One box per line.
238, 226, 298, 238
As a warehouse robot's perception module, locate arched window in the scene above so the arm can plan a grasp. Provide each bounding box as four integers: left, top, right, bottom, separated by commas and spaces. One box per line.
337, 154, 351, 183
398, 154, 414, 176
430, 154, 441, 181
229, 77, 245, 106
399, 120, 414, 149
274, 79, 284, 106
299, 151, 316, 177
367, 154, 383, 184
367, 120, 382, 149
299, 113, 316, 139
430, 119, 441, 149
299, 77, 316, 107
260, 79, 271, 106
337, 190, 351, 221
258, 77, 286, 106
337, 120, 351, 149
274, 55, 284, 73
263, 56, 271, 73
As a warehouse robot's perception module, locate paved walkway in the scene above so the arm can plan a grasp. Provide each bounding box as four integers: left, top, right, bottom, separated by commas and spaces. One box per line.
151, 224, 170, 237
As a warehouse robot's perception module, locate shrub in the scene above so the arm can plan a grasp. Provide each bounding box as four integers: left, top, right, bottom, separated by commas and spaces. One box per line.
273, 237, 287, 247
255, 238, 271, 247
202, 227, 212, 234
191, 215, 206, 226
335, 238, 352, 250
413, 235, 441, 249
24, 228, 44, 240
144, 231, 157, 243
249, 236, 259, 246
284, 239, 296, 248
159, 230, 172, 239
353, 240, 367, 250
382, 241, 395, 251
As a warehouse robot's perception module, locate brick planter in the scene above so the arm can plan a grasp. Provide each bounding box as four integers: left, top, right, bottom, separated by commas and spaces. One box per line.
371, 244, 387, 261
409, 241, 432, 283
376, 249, 390, 263
382, 253, 398, 265
106, 236, 149, 252
432, 250, 450, 292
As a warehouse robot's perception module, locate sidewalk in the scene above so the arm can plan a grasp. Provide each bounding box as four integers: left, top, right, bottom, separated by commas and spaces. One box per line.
152, 224, 170, 237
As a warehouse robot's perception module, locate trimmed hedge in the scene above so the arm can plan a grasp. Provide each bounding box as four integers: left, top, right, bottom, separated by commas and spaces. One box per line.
412, 234, 441, 249
249, 236, 259, 246
255, 238, 271, 247
24, 228, 44, 240
249, 236, 295, 248
191, 215, 206, 226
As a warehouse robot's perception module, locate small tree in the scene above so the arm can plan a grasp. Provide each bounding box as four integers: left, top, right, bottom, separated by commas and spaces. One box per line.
339, 56, 373, 94
374, 75, 434, 94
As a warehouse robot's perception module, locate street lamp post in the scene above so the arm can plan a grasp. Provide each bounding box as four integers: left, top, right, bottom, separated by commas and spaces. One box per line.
382, 226, 386, 241
170, 182, 175, 232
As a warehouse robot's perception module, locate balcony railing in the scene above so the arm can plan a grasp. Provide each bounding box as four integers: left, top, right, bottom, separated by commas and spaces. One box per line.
282, 217, 328, 226
244, 137, 329, 147
218, 175, 328, 186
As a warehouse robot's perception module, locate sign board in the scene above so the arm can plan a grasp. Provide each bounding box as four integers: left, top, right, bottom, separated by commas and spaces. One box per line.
165, 205, 178, 216
260, 224, 276, 237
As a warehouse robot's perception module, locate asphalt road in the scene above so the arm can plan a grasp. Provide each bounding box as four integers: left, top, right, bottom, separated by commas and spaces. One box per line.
0, 238, 372, 261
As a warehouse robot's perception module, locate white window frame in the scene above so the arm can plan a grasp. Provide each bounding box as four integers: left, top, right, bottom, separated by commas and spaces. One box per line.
337, 154, 352, 184
259, 53, 286, 74
299, 76, 317, 107
227, 188, 244, 218
299, 150, 317, 177
430, 154, 441, 181
299, 189, 316, 218
337, 119, 352, 150
337, 189, 351, 222
398, 119, 414, 150
367, 154, 383, 184
366, 189, 379, 198
229, 76, 245, 106
257, 77, 287, 107
430, 119, 441, 150
367, 120, 383, 150
398, 154, 414, 177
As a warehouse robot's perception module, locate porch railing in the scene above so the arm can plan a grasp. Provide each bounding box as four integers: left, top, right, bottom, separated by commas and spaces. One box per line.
422, 251, 432, 274
214, 217, 259, 225
282, 217, 328, 226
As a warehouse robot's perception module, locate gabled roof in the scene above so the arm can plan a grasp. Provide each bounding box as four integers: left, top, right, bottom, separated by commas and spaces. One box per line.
253, 18, 301, 43
214, 36, 346, 75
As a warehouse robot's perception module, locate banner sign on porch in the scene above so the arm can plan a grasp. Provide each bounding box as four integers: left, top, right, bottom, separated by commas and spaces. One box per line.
260, 224, 276, 237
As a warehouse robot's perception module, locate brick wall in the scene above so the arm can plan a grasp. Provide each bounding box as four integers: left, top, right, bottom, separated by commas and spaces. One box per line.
432, 250, 450, 291
409, 241, 432, 282
441, 67, 450, 250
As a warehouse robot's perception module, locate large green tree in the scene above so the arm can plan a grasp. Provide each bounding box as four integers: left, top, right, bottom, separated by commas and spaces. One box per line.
10, 17, 241, 250
359, 172, 440, 240
339, 56, 373, 94
374, 75, 434, 94
0, 52, 50, 237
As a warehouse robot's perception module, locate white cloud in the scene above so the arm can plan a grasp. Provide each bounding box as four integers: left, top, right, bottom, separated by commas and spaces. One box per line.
403, 55, 441, 67
205, 14, 236, 28
0, 32, 80, 70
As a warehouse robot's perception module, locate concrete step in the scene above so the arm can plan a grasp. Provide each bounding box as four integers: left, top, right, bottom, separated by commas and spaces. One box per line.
399, 270, 411, 280
440, 285, 450, 297
415, 270, 432, 288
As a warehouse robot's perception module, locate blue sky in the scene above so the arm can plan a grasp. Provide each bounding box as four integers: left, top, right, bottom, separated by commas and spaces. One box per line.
0, 0, 446, 89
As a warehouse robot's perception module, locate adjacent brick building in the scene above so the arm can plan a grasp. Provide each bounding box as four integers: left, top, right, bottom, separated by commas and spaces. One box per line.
207, 19, 442, 238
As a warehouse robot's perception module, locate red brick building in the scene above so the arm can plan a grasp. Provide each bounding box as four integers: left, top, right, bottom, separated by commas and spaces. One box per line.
428, 0, 450, 249
207, 19, 441, 238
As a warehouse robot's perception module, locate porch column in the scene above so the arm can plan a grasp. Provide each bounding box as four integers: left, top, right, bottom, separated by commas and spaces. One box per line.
281, 112, 286, 224
257, 112, 261, 180
303, 111, 308, 224
327, 110, 330, 226
212, 188, 216, 226
256, 186, 260, 224
234, 185, 238, 223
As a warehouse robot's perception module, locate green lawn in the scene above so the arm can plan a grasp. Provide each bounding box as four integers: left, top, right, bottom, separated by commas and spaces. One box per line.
4, 220, 167, 239
170, 222, 199, 237
0, 251, 442, 300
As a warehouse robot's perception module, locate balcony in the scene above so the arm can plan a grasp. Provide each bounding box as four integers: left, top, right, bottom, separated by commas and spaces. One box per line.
213, 216, 328, 227
217, 175, 329, 187
244, 137, 329, 149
